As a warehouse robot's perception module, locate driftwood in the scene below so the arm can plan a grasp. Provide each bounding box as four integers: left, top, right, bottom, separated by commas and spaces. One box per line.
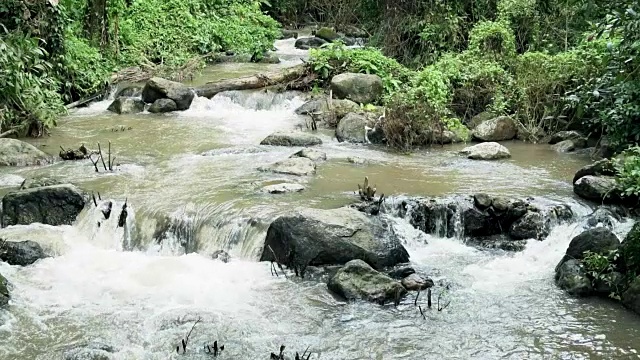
65, 94, 102, 109
195, 64, 308, 98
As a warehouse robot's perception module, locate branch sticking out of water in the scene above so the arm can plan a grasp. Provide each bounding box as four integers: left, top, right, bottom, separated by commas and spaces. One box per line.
419, 305, 426, 320
267, 245, 287, 279
97, 142, 108, 171
91, 192, 98, 207
437, 290, 451, 312
427, 288, 432, 309
176, 317, 201, 354
117, 198, 128, 228
204, 340, 225, 357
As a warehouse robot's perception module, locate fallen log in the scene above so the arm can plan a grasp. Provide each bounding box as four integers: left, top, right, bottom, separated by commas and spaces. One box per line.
194, 64, 308, 98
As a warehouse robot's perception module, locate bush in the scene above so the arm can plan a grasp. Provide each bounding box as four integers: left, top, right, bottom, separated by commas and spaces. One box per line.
468, 20, 517, 62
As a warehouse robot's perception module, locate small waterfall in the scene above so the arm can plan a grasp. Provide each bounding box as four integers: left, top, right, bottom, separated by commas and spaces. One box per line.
73, 199, 137, 251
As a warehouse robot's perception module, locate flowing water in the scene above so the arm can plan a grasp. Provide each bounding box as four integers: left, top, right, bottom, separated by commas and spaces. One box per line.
1, 37, 640, 360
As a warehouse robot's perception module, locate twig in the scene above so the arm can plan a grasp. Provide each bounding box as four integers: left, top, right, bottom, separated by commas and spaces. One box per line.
414, 290, 420, 306
91, 192, 98, 207
267, 245, 288, 279
18, 179, 26, 190
108, 141, 112, 171
176, 317, 201, 354
97, 142, 107, 171
418, 305, 426, 320
427, 288, 432, 309
89, 154, 100, 172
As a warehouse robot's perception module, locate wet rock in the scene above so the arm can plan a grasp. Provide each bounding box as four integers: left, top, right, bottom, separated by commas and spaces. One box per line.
106, 96, 144, 114
562, 227, 620, 264
279, 29, 298, 39
63, 342, 117, 360
555, 259, 593, 296
327, 259, 407, 304
339, 25, 368, 38
509, 211, 548, 240
474, 193, 493, 209
594, 271, 624, 296
330, 73, 384, 104
585, 206, 623, 229
552, 204, 574, 222
388, 266, 416, 280
549, 131, 584, 145
294, 37, 327, 49
211, 250, 230, 263
290, 148, 327, 162
260, 131, 322, 147
315, 27, 340, 42
262, 183, 305, 194
460, 142, 511, 160
0, 240, 47, 266
295, 98, 360, 127
337, 113, 369, 143
622, 276, 640, 314
573, 175, 620, 202
114, 85, 142, 98
339, 36, 357, 46
141, 77, 194, 110
2, 184, 86, 227
258, 157, 316, 176
0, 138, 49, 167
347, 156, 368, 165
260, 207, 410, 272
0, 272, 9, 307
472, 116, 517, 141
492, 197, 510, 212
551, 138, 588, 153
468, 111, 496, 129
148, 98, 177, 113
401, 273, 434, 291
573, 159, 616, 184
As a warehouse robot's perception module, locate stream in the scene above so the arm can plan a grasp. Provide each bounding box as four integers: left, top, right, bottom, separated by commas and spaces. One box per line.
1, 37, 640, 360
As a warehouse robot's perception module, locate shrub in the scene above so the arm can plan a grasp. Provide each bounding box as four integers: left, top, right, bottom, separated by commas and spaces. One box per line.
468, 20, 517, 62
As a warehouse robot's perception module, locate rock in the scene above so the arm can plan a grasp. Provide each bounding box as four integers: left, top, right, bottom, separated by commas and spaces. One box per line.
211, 250, 230, 263
295, 98, 360, 127
106, 96, 144, 115
148, 98, 177, 113
290, 148, 327, 162
347, 156, 368, 165
260, 207, 410, 271
279, 29, 298, 39
21, 177, 62, 189
336, 113, 369, 143
549, 131, 584, 145
339, 25, 368, 38
0, 272, 9, 307
258, 157, 316, 176
573, 159, 617, 183
573, 175, 620, 202
0, 240, 47, 266
472, 116, 517, 141
294, 37, 327, 49
260, 131, 322, 147
339, 36, 357, 46
141, 77, 194, 110
620, 223, 640, 275
63, 342, 117, 360
594, 271, 624, 296
2, 184, 86, 227
468, 111, 496, 129
460, 142, 511, 160
585, 206, 623, 229
401, 273, 434, 291
622, 276, 640, 314
563, 228, 620, 263
315, 27, 340, 42
0, 138, 49, 166
474, 193, 493, 209
509, 211, 548, 240
555, 259, 593, 296
262, 183, 305, 194
551, 138, 588, 153
330, 73, 384, 104
388, 267, 416, 279
327, 259, 407, 304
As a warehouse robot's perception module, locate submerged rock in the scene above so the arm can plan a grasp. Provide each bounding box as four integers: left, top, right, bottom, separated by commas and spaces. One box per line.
258, 157, 316, 176
573, 175, 619, 202
336, 113, 368, 143
573, 159, 616, 184
0, 240, 47, 266
0, 138, 49, 167
148, 98, 177, 113
290, 148, 327, 162
401, 273, 434, 291
0, 272, 9, 307
294, 37, 327, 49
260, 131, 322, 147
460, 142, 511, 160
211, 250, 231, 263
330, 73, 383, 104
555, 259, 593, 296
551, 138, 587, 153
549, 131, 584, 145
20, 177, 62, 189
106, 96, 144, 114
141, 77, 194, 110
472, 116, 517, 141
63, 342, 117, 360
260, 207, 410, 272
2, 184, 86, 227
327, 259, 406, 304
262, 183, 305, 194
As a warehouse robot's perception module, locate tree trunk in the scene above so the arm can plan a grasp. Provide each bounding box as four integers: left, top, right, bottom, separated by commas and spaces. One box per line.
85, 0, 108, 47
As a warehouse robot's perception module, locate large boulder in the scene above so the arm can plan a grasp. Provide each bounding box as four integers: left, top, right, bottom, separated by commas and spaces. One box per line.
562, 227, 620, 264
573, 159, 616, 184
294, 37, 327, 50
460, 142, 511, 160
141, 77, 194, 110
0, 272, 8, 307
551, 138, 587, 153
0, 240, 47, 266
573, 175, 619, 202
549, 131, 584, 145
2, 184, 86, 227
260, 207, 410, 272
468, 111, 496, 129
330, 73, 383, 104
622, 276, 640, 314
114, 85, 142, 98
336, 113, 368, 143
315, 27, 340, 42
290, 148, 327, 162
258, 157, 316, 176
260, 131, 322, 147
509, 211, 548, 240
472, 116, 517, 141
0, 138, 49, 166
295, 98, 360, 127
327, 259, 407, 304
148, 98, 177, 113
106, 97, 144, 114
555, 259, 593, 296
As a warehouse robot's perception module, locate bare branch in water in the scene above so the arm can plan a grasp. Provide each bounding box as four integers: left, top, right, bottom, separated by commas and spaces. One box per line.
176, 317, 201, 354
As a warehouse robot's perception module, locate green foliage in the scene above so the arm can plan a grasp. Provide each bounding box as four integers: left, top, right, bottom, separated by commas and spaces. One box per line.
622, 222, 640, 276
468, 21, 517, 62
60, 31, 113, 101
582, 249, 622, 299
615, 146, 640, 197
